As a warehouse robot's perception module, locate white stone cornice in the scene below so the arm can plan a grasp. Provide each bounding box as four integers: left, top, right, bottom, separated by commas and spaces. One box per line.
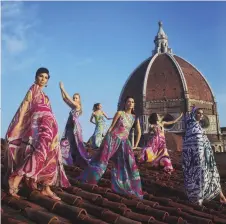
189, 99, 214, 105
148, 98, 185, 103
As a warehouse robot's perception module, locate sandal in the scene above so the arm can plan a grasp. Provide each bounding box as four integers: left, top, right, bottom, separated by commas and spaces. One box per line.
164, 169, 173, 175
8, 178, 20, 199
41, 191, 61, 201
220, 199, 226, 205
9, 187, 20, 199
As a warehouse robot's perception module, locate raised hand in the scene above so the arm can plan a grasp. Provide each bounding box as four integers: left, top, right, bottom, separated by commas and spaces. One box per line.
59, 81, 64, 89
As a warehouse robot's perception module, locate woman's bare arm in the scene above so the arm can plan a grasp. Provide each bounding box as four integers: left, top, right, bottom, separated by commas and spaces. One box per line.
133, 118, 141, 148
102, 111, 113, 120
106, 111, 122, 133
59, 82, 79, 109
162, 113, 183, 126
90, 113, 96, 125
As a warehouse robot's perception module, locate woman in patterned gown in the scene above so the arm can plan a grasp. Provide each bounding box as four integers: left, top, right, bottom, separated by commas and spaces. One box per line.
77, 96, 143, 198
87, 103, 112, 149
138, 112, 183, 173
59, 82, 90, 168
182, 107, 226, 205
5, 68, 70, 200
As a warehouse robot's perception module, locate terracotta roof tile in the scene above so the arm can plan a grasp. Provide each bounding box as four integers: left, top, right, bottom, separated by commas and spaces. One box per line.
1, 214, 29, 224
53, 190, 82, 206
163, 215, 185, 224
123, 210, 155, 223
23, 207, 67, 224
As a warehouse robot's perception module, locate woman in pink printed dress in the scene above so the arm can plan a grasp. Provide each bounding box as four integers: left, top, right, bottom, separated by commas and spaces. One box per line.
5, 68, 70, 200
59, 82, 90, 168
138, 112, 183, 173
77, 96, 143, 198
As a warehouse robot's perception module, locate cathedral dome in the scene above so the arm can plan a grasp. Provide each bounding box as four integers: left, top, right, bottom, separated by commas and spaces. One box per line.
118, 21, 222, 152
118, 21, 215, 115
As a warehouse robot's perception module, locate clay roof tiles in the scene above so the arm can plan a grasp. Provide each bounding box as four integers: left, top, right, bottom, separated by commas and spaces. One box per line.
1, 151, 226, 224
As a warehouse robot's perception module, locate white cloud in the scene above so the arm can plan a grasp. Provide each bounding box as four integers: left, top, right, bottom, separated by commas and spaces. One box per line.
1, 2, 41, 72
1, 1, 23, 18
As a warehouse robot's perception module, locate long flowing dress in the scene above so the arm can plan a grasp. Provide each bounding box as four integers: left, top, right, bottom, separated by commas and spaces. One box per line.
60, 109, 90, 167
87, 113, 106, 149
138, 124, 173, 172
5, 84, 70, 188
77, 111, 143, 199
182, 108, 221, 204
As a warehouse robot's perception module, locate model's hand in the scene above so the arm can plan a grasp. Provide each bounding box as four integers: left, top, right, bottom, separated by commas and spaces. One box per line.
59, 81, 64, 89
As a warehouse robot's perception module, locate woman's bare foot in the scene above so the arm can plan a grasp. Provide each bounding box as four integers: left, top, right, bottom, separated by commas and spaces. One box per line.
220, 198, 226, 204
41, 186, 61, 201
219, 191, 226, 204
8, 177, 20, 199
164, 168, 174, 175
196, 199, 203, 206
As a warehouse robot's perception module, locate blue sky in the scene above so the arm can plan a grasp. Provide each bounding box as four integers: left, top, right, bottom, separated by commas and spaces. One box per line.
1, 1, 226, 141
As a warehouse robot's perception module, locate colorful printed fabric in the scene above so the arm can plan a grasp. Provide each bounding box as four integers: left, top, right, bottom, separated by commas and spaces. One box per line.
5, 84, 70, 188
182, 107, 221, 204
138, 124, 173, 172
77, 111, 143, 199
87, 113, 106, 149
60, 109, 90, 168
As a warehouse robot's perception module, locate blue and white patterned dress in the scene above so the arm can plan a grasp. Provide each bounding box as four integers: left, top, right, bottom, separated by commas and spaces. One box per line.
182, 108, 221, 204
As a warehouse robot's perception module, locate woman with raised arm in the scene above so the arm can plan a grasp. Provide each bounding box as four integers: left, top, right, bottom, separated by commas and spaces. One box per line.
182, 107, 226, 205
59, 82, 90, 168
77, 96, 143, 198
87, 103, 112, 149
5, 68, 70, 200
138, 112, 183, 173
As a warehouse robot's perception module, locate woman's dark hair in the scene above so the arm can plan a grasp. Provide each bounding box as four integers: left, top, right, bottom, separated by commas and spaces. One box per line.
195, 108, 203, 114
123, 96, 135, 115
35, 67, 50, 79
93, 103, 100, 112
148, 113, 158, 124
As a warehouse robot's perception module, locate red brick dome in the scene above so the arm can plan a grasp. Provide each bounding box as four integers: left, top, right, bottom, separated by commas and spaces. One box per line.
118, 22, 215, 115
